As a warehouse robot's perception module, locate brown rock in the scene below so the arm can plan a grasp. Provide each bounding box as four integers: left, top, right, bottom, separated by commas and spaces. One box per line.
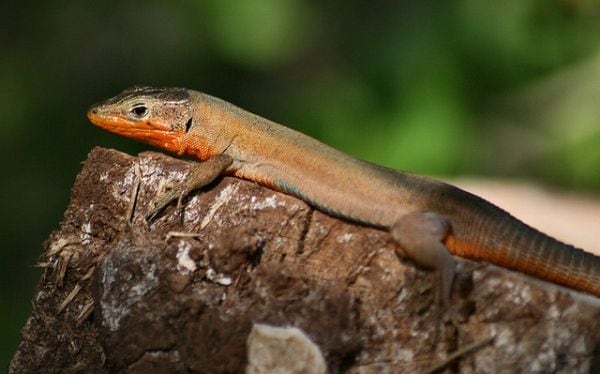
9, 147, 600, 373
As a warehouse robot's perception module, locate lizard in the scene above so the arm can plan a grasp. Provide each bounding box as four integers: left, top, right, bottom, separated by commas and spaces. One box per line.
87, 85, 600, 304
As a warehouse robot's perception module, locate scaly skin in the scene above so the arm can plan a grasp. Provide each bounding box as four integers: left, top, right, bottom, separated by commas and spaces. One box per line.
88, 86, 600, 298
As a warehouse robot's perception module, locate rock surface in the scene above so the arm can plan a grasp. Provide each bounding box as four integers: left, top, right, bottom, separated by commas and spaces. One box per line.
10, 147, 600, 373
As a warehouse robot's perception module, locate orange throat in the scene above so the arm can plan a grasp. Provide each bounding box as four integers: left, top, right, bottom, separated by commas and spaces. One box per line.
88, 113, 215, 161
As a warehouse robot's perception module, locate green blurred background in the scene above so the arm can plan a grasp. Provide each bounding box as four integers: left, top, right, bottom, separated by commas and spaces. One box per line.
2, 0, 600, 367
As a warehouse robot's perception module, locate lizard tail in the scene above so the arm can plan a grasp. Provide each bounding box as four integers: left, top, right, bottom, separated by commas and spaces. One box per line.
445, 201, 600, 297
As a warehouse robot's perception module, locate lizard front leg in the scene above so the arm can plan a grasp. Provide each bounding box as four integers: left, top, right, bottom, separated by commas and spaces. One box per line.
390, 212, 456, 309
147, 154, 233, 220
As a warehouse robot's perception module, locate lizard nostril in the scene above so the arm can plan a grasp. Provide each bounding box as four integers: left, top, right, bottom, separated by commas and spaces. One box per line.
87, 107, 99, 119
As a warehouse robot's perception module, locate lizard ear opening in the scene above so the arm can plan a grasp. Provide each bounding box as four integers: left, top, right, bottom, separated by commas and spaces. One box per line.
184, 118, 193, 133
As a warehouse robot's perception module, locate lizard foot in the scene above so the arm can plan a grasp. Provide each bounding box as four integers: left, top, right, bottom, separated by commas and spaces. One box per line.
390, 211, 456, 309
146, 154, 233, 221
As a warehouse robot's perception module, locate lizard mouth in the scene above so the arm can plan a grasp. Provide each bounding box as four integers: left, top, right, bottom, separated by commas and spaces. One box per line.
87, 107, 171, 131
87, 110, 180, 151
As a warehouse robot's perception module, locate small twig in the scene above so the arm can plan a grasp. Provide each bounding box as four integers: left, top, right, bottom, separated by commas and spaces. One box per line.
58, 284, 82, 314
75, 299, 95, 326
145, 178, 168, 221
55, 250, 74, 288
126, 162, 142, 222
81, 265, 96, 281
425, 334, 495, 374
46, 237, 80, 257
166, 231, 203, 241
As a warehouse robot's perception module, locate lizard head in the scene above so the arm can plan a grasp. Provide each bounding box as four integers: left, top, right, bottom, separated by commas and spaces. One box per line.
88, 86, 194, 154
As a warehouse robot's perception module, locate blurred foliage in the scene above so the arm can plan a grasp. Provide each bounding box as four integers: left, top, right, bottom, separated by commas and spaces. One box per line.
2, 0, 600, 368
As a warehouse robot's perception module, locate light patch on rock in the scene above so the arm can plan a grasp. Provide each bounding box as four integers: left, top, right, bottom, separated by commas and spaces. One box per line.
99, 171, 109, 182
113, 166, 137, 201
250, 194, 284, 210
176, 242, 197, 273
100, 259, 158, 332
246, 323, 326, 374
81, 222, 93, 245
336, 233, 354, 243
138, 157, 188, 188
200, 184, 239, 229
206, 268, 232, 286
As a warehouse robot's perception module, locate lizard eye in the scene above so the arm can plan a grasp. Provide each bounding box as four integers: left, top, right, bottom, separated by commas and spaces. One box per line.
130, 104, 149, 119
